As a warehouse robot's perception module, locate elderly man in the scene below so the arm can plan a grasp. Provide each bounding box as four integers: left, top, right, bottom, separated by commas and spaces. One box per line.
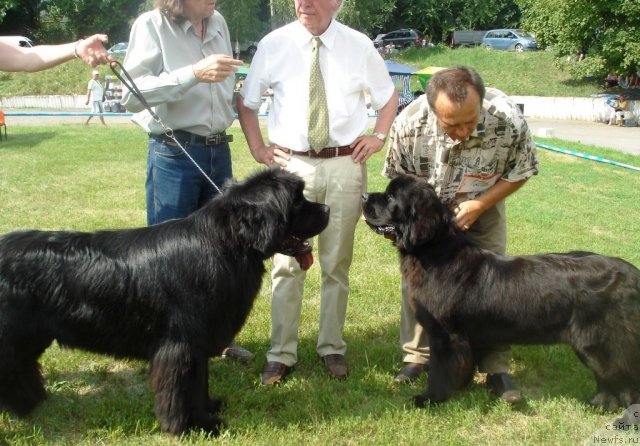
237, 0, 398, 384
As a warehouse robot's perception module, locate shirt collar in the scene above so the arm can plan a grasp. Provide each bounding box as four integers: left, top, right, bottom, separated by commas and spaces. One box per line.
181, 13, 220, 40
293, 18, 339, 50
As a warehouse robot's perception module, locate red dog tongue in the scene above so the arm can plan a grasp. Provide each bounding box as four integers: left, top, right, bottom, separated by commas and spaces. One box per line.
295, 251, 314, 271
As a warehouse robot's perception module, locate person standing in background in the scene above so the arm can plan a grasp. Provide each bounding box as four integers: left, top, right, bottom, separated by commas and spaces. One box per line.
85, 70, 107, 126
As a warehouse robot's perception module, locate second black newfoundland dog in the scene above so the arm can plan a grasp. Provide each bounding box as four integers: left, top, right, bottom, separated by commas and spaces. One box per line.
362, 174, 640, 410
0, 168, 329, 435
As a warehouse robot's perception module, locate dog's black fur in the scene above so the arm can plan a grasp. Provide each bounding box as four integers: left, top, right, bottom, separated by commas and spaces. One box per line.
362, 174, 640, 409
0, 168, 329, 434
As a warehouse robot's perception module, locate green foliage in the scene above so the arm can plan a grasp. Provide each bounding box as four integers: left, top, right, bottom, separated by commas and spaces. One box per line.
0, 125, 638, 445
218, 0, 270, 44
518, 0, 640, 79
385, 0, 521, 43
44, 0, 145, 43
268, 0, 394, 36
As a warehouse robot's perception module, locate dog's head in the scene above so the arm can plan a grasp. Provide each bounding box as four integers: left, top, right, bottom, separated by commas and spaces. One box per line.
362, 175, 456, 252
217, 168, 329, 269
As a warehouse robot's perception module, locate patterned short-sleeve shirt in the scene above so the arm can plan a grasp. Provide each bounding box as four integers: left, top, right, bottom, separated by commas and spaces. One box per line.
383, 87, 539, 207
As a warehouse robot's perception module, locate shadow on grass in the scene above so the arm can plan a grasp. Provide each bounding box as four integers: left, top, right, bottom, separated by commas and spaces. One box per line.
0, 131, 59, 151
0, 321, 599, 441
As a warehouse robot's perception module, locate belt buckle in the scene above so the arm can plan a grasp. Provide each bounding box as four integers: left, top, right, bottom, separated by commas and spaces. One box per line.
204, 133, 233, 145
205, 133, 221, 145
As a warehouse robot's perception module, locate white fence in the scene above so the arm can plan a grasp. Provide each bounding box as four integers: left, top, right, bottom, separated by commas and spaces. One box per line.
1, 95, 88, 109
1, 94, 638, 123
511, 95, 638, 123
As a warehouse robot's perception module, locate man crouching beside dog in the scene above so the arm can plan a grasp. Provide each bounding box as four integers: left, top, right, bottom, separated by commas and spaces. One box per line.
383, 66, 539, 403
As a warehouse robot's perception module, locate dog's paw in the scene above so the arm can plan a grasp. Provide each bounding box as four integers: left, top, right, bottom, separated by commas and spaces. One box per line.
590, 392, 621, 412
206, 397, 225, 414
413, 393, 437, 408
617, 389, 640, 408
192, 413, 226, 436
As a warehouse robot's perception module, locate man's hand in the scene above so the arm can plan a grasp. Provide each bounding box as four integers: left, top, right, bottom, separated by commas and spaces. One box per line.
350, 135, 385, 164
193, 55, 243, 83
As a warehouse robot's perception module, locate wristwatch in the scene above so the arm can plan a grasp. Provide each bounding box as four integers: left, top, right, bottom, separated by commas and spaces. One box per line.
373, 132, 387, 143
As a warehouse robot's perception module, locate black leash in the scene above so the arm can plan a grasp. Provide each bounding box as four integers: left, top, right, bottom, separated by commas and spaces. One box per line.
109, 61, 222, 193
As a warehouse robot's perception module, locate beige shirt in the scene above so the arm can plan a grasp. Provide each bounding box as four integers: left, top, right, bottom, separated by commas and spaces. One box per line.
121, 9, 235, 136
383, 87, 539, 207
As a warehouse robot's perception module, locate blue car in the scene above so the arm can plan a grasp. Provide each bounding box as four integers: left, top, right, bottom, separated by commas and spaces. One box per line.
107, 42, 128, 57
482, 29, 537, 52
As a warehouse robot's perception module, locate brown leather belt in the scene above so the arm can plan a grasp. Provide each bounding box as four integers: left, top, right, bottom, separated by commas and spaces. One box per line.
286, 145, 355, 159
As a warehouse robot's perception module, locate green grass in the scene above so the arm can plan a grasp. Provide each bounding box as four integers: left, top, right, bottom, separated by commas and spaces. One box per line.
0, 125, 639, 445
397, 46, 603, 97
0, 47, 612, 98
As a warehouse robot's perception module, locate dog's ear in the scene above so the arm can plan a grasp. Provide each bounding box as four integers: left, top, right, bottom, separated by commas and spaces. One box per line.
398, 183, 452, 251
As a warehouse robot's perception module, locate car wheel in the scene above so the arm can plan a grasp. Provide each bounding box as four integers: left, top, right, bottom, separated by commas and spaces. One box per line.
515, 43, 524, 52
482, 44, 493, 50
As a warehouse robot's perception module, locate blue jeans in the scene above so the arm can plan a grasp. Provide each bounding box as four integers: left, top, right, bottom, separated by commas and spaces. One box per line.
146, 134, 232, 225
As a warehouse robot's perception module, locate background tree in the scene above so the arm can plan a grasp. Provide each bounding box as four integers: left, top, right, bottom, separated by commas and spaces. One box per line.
267, 0, 394, 37
218, 0, 269, 46
0, 0, 40, 36
518, 0, 640, 80
382, 0, 521, 44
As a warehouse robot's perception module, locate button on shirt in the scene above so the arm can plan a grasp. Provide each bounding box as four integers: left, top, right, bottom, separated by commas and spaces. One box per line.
121, 10, 235, 136
240, 19, 395, 151
383, 88, 539, 206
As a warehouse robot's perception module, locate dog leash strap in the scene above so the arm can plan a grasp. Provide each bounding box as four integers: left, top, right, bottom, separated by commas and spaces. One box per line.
109, 61, 222, 194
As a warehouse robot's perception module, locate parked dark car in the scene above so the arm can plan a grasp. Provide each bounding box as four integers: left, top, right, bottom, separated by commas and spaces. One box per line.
482, 29, 537, 52
373, 29, 423, 49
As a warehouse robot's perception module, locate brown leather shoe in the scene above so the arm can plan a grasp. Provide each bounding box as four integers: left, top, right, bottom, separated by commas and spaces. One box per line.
394, 362, 427, 384
486, 373, 523, 404
222, 343, 254, 363
261, 361, 293, 385
323, 354, 348, 380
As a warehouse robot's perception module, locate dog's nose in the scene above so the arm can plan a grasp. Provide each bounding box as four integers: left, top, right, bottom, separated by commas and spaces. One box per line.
361, 193, 369, 202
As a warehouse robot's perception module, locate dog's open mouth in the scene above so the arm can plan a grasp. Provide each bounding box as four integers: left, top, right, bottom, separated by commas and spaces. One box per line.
364, 221, 397, 242
278, 235, 314, 270
365, 221, 396, 238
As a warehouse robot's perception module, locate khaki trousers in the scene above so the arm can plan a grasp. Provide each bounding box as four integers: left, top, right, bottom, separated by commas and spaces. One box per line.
399, 200, 512, 374
267, 155, 366, 366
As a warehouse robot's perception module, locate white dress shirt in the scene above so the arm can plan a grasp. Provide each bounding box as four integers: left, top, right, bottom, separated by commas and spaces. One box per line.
240, 19, 395, 151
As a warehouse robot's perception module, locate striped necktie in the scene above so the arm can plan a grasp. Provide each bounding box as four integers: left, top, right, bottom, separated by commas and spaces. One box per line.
307, 37, 329, 152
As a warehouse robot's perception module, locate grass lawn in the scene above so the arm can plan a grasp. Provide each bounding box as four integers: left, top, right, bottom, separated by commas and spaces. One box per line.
0, 125, 638, 445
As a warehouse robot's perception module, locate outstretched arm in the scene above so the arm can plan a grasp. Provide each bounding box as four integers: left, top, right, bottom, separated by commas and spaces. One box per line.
0, 34, 113, 72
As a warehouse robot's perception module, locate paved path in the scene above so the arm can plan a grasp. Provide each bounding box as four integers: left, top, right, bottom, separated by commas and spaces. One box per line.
4, 111, 639, 156
527, 117, 640, 156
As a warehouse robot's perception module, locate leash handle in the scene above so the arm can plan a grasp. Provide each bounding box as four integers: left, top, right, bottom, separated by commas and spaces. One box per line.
109, 61, 222, 194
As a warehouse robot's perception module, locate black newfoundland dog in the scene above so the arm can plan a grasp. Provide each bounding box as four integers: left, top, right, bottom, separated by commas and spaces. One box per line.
0, 168, 329, 435
362, 174, 640, 410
